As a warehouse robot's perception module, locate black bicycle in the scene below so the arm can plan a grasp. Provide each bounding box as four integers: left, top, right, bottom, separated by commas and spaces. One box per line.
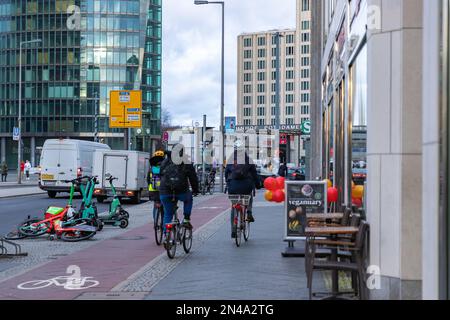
163, 198, 193, 259
153, 202, 164, 245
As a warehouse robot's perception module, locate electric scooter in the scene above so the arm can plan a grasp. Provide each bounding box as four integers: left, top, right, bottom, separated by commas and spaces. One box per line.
97, 175, 129, 229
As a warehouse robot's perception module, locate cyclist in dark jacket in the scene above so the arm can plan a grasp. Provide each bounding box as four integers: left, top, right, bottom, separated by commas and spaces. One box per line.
225, 148, 260, 237
159, 149, 199, 235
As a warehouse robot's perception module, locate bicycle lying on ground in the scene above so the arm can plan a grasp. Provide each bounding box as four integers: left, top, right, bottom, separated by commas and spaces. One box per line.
163, 197, 193, 259
229, 195, 252, 247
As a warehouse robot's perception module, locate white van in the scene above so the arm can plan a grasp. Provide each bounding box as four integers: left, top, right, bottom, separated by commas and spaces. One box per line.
39, 139, 111, 198
92, 150, 150, 204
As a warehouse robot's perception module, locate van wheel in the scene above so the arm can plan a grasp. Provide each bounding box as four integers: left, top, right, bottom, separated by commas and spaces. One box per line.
132, 192, 141, 204
48, 191, 57, 198
97, 196, 106, 203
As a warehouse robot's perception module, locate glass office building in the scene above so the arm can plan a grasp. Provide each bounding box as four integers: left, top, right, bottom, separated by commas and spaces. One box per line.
0, 0, 162, 167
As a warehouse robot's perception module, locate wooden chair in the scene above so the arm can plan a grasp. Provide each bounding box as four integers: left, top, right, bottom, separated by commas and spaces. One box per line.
306, 222, 370, 300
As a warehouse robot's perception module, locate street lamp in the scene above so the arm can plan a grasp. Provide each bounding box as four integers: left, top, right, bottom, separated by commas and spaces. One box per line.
194, 0, 225, 193
18, 39, 42, 184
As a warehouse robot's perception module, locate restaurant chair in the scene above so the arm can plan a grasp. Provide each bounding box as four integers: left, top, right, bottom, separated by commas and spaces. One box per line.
306, 222, 370, 300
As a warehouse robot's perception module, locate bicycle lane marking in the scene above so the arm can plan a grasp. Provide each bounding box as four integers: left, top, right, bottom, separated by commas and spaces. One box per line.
0, 194, 230, 300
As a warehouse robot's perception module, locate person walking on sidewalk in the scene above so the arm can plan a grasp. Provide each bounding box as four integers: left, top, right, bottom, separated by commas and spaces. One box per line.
24, 160, 32, 181
1, 161, 7, 182
225, 142, 261, 238
20, 161, 25, 180
159, 149, 199, 244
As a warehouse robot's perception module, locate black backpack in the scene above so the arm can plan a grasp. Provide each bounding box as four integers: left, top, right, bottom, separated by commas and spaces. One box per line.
231, 164, 250, 180
161, 161, 187, 193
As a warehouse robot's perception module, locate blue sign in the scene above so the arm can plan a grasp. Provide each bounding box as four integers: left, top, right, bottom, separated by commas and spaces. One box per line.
225, 116, 236, 133
13, 127, 20, 141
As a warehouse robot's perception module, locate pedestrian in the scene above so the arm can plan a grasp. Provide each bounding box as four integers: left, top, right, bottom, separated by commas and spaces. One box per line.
20, 161, 25, 179
24, 160, 31, 180
278, 163, 288, 177
1, 161, 7, 182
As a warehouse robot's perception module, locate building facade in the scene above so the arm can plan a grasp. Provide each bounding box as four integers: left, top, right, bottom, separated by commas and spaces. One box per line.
0, 0, 162, 168
237, 27, 307, 166
314, 0, 450, 299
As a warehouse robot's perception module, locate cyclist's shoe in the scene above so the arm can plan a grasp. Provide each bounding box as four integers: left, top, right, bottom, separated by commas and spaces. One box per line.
182, 219, 193, 229
247, 212, 255, 223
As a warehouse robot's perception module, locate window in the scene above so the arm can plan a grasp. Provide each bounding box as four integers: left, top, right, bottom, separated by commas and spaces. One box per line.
301, 69, 310, 78
257, 60, 266, 70
301, 105, 310, 115
244, 61, 252, 70
258, 49, 266, 58
286, 118, 295, 125
286, 82, 295, 92
243, 37, 252, 47
257, 95, 265, 104
257, 118, 265, 126
301, 57, 310, 67
244, 73, 252, 82
257, 72, 266, 81
244, 85, 252, 93
302, 21, 310, 30
286, 46, 295, 56
302, 0, 310, 11
244, 107, 252, 117
286, 106, 294, 115
286, 70, 295, 79
257, 84, 266, 93
301, 45, 310, 54
244, 119, 251, 125
244, 96, 252, 105
302, 33, 310, 42
286, 58, 295, 68
244, 50, 252, 59
301, 81, 310, 91
301, 93, 310, 103
257, 107, 265, 116
257, 37, 266, 46
286, 94, 294, 103
286, 34, 295, 44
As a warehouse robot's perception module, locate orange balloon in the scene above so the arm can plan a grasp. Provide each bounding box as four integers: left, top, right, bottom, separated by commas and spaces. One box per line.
351, 181, 355, 189
352, 185, 364, 199
325, 179, 332, 188
264, 191, 273, 202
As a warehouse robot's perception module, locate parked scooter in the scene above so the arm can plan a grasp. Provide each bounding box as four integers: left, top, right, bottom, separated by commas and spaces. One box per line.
97, 175, 129, 229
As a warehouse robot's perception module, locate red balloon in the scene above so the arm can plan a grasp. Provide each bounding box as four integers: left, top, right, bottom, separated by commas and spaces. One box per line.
264, 177, 278, 191
276, 176, 286, 189
272, 189, 285, 203
327, 187, 339, 203
352, 198, 363, 207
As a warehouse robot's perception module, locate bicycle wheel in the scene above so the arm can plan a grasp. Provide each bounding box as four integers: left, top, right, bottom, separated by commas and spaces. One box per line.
243, 210, 250, 242
165, 228, 177, 259
235, 210, 242, 247
17, 279, 54, 290
4, 230, 27, 240
154, 208, 164, 245
60, 224, 96, 242
182, 227, 193, 253
209, 180, 215, 195
18, 218, 50, 237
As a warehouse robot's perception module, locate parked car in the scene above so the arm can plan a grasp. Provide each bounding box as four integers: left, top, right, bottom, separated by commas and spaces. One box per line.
352, 168, 367, 185
256, 165, 276, 185
287, 167, 306, 181
39, 139, 111, 198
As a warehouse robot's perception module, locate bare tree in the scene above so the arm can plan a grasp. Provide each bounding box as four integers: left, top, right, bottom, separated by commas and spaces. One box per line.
161, 109, 172, 130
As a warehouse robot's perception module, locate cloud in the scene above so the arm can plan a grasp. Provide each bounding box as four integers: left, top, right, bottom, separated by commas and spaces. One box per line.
162, 0, 296, 127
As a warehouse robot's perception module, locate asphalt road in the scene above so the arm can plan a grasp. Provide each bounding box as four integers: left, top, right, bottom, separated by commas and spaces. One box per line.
0, 193, 147, 237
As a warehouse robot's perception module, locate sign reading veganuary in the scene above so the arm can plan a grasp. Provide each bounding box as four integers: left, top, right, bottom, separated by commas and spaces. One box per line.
284, 181, 328, 240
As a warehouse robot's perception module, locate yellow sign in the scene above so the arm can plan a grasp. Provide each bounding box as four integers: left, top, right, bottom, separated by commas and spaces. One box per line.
109, 90, 142, 128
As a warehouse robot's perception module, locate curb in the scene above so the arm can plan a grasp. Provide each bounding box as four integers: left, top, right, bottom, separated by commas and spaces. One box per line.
0, 191, 46, 199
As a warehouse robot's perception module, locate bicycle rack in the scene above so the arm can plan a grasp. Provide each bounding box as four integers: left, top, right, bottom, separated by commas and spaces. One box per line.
0, 238, 28, 258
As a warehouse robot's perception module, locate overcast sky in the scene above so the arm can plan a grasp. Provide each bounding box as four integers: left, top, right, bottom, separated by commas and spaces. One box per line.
162, 0, 296, 127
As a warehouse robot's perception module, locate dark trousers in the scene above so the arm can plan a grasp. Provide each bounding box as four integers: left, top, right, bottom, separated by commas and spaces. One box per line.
1, 174, 6, 182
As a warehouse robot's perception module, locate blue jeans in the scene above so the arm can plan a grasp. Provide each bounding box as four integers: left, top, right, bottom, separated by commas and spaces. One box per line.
160, 192, 193, 234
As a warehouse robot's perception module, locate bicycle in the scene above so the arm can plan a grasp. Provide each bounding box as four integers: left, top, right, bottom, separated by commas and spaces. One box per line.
153, 201, 164, 245
163, 197, 193, 259
229, 195, 252, 247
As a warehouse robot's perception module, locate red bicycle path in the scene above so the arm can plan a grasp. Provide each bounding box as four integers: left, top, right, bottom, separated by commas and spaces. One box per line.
0, 195, 230, 300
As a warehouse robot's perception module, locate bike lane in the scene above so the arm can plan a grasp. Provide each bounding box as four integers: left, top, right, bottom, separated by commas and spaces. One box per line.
0, 194, 230, 300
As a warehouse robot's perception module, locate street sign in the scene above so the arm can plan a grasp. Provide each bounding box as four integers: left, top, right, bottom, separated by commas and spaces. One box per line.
13, 127, 20, 141
162, 131, 169, 142
300, 120, 311, 135
109, 90, 142, 128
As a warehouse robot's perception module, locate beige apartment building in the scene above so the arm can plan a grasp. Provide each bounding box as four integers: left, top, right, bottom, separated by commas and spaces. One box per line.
236, 25, 310, 166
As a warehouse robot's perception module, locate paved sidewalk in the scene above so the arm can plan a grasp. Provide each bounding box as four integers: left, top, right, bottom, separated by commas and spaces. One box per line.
0, 186, 45, 198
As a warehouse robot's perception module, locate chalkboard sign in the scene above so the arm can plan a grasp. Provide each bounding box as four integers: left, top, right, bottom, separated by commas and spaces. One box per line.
284, 181, 327, 240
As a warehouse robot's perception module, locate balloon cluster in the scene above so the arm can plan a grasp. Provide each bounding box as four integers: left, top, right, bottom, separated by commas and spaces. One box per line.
264, 177, 286, 203
352, 183, 364, 207
326, 179, 338, 204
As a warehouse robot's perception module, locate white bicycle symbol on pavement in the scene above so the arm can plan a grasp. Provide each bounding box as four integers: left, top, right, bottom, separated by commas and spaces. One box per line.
17, 265, 99, 290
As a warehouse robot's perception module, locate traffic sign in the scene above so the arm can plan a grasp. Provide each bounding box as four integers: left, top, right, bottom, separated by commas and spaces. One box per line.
301, 120, 311, 135
13, 127, 20, 141
109, 90, 142, 128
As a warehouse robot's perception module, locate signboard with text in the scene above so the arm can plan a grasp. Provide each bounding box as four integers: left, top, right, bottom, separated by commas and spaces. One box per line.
109, 90, 142, 128
284, 181, 327, 240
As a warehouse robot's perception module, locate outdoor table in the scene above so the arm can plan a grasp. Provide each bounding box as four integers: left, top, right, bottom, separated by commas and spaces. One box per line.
306, 213, 344, 220
305, 226, 359, 300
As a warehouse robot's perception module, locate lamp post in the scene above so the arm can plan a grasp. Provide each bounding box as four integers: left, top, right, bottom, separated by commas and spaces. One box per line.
18, 39, 42, 184
194, 0, 225, 193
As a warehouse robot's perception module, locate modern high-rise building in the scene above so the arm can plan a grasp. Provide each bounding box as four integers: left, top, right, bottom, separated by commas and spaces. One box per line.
0, 0, 162, 168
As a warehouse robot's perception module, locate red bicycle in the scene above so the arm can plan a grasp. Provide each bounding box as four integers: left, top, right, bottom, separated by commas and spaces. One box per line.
229, 195, 252, 247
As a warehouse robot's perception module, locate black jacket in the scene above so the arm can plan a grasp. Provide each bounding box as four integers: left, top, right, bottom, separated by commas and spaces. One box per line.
225, 153, 260, 195
159, 158, 199, 195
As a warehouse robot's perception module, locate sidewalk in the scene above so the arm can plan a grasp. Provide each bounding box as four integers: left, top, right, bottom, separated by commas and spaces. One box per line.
0, 185, 44, 199
0, 192, 322, 300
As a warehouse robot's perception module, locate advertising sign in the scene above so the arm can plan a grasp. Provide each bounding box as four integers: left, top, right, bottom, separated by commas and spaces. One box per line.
225, 116, 236, 133
284, 181, 327, 240
109, 90, 142, 128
